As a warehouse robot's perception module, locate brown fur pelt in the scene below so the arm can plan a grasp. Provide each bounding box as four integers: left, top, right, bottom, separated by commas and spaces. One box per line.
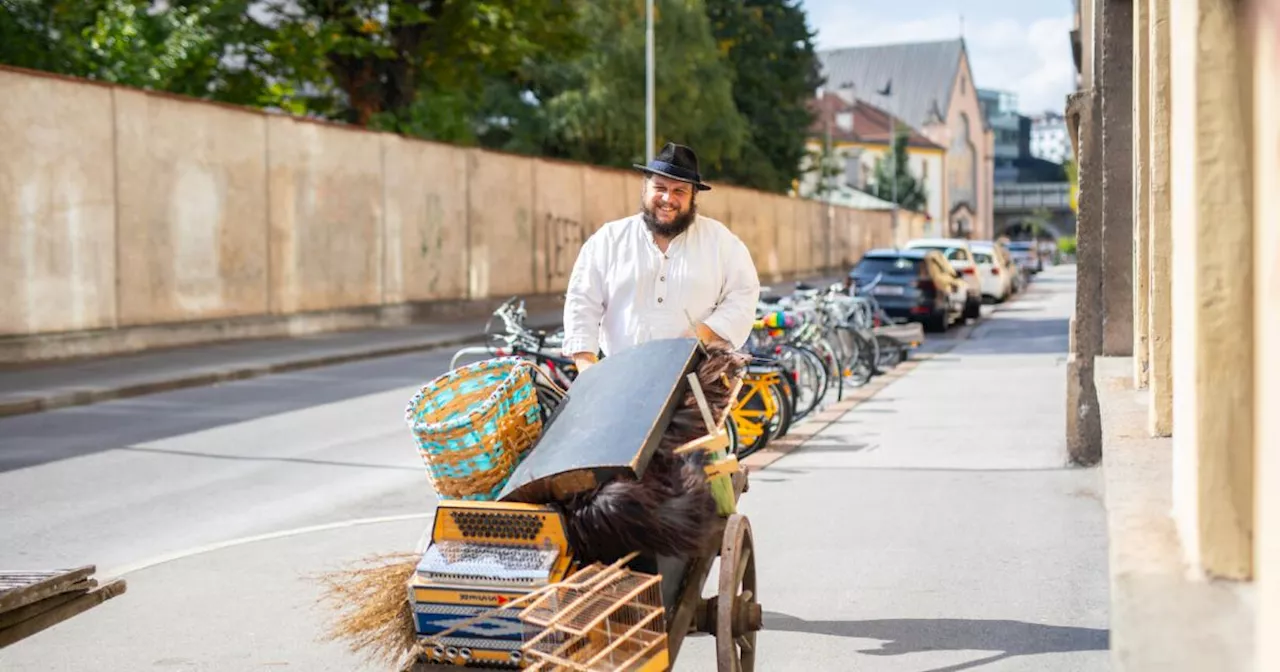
560, 343, 749, 564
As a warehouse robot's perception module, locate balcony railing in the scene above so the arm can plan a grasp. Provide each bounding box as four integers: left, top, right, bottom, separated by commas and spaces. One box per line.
993, 182, 1072, 210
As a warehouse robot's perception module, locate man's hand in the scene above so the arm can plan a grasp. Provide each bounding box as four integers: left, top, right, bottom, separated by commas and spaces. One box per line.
691, 323, 730, 348
572, 352, 599, 373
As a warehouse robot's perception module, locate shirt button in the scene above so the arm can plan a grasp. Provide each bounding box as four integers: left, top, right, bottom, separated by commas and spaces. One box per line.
658, 298, 664, 303
660, 275, 665, 281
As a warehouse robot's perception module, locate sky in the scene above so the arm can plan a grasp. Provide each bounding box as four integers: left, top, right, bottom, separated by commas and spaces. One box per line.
799, 0, 1077, 116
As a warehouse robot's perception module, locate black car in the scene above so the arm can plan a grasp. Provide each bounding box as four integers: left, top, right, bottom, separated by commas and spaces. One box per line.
848, 248, 967, 332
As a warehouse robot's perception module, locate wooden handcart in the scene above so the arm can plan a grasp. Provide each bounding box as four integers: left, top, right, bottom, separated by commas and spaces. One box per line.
405, 462, 759, 672
403, 339, 762, 672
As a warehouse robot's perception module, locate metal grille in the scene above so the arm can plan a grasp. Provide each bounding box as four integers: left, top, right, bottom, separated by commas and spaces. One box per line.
417, 540, 560, 585
449, 510, 545, 541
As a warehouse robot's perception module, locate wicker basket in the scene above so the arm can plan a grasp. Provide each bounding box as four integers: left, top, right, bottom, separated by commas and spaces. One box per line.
405, 357, 544, 500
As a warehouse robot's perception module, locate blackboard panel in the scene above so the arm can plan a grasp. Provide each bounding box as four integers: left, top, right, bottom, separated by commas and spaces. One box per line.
498, 338, 701, 503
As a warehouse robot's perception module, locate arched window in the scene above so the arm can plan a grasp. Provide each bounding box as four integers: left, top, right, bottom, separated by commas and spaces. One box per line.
948, 113, 977, 209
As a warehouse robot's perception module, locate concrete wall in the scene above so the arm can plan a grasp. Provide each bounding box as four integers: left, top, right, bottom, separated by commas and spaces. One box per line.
0, 65, 893, 357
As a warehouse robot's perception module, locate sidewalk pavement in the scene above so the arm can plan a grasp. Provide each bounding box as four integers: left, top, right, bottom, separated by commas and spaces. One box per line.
0, 310, 564, 418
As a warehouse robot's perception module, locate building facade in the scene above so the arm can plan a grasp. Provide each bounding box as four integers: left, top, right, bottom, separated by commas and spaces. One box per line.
800, 92, 945, 236
817, 38, 995, 240
1030, 113, 1074, 164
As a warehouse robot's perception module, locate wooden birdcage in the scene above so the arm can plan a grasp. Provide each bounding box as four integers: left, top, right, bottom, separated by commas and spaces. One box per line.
517, 562, 668, 671
413, 556, 669, 672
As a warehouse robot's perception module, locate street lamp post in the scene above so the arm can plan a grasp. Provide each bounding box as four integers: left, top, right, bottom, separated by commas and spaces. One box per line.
646, 0, 655, 163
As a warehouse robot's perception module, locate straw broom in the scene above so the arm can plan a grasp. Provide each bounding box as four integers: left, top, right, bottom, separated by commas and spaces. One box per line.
314, 552, 419, 667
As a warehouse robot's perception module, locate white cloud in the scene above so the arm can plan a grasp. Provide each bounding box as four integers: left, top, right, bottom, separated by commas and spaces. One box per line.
811, 9, 1076, 116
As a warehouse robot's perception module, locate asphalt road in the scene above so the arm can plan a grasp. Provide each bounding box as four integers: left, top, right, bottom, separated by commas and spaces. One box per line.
0, 265, 1107, 672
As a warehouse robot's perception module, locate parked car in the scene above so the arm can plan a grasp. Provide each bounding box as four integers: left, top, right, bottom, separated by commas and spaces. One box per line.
1005, 240, 1043, 274
969, 240, 1013, 303
902, 238, 983, 321
848, 248, 967, 332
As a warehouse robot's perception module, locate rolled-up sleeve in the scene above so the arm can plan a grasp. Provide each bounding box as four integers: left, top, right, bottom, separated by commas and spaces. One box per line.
702, 237, 761, 349
561, 233, 607, 356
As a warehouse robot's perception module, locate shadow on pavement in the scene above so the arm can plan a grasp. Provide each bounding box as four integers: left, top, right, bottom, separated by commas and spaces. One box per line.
960, 317, 1070, 356
764, 611, 1108, 672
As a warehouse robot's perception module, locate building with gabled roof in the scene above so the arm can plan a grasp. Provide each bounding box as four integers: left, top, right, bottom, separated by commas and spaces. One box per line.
815, 38, 995, 240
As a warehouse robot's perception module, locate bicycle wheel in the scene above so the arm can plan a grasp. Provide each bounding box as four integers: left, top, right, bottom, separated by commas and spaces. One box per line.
809, 337, 845, 403
769, 369, 796, 439
725, 414, 740, 456
777, 345, 828, 420
845, 330, 877, 387
733, 380, 773, 459
765, 372, 794, 441
874, 334, 905, 372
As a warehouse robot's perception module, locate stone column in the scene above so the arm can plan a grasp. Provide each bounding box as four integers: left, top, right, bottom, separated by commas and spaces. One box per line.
1132, 0, 1151, 387
1251, 0, 1279, 665
1147, 0, 1174, 436
1066, 87, 1103, 467
1100, 0, 1134, 356
1169, 0, 1254, 580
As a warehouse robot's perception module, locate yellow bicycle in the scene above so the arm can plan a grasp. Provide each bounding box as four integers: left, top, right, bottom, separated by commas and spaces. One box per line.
730, 360, 795, 458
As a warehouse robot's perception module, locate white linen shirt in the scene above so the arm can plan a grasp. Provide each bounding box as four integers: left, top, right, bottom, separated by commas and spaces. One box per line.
561, 213, 761, 357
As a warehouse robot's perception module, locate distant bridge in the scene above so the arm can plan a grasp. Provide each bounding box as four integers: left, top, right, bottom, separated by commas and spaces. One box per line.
992, 182, 1077, 239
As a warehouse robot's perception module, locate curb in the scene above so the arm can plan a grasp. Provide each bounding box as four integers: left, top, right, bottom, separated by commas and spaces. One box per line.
0, 323, 561, 419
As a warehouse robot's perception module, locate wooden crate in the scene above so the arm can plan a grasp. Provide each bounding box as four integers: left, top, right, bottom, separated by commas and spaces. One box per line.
0, 566, 126, 648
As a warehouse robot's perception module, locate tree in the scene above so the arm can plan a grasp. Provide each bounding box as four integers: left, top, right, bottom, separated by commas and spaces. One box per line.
870, 125, 928, 212
704, 0, 823, 193
798, 141, 843, 199
269, 1, 589, 140
0, 0, 296, 109
518, 0, 748, 171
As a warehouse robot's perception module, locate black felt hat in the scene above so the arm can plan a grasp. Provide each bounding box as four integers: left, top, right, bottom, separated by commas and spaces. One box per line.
633, 142, 712, 191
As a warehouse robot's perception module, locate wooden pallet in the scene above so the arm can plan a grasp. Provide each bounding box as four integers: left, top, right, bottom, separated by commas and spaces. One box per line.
0, 566, 126, 648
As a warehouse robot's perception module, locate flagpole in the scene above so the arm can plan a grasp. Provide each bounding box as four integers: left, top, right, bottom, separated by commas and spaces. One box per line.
646, 0, 655, 163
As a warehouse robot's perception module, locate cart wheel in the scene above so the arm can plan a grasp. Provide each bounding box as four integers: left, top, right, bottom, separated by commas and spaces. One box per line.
716, 515, 760, 672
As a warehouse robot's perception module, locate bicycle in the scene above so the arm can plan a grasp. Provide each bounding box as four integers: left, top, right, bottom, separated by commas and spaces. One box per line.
449, 297, 579, 390
728, 356, 796, 458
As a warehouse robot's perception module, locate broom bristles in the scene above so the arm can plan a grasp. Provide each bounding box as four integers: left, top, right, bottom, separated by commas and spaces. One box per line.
315, 553, 419, 666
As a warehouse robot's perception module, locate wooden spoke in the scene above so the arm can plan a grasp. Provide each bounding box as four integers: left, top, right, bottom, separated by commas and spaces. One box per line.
716, 515, 759, 672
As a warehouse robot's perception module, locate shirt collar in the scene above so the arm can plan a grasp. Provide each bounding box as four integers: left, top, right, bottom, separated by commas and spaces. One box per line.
638, 213, 697, 252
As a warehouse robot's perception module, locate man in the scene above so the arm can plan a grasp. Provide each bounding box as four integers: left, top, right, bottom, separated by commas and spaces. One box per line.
562, 143, 761, 372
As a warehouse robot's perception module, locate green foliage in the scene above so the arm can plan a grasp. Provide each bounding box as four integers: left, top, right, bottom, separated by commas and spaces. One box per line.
0, 0, 321, 111
270, 0, 588, 129
518, 0, 747, 170
1058, 236, 1078, 255
870, 126, 929, 212
705, 0, 823, 193
800, 142, 843, 199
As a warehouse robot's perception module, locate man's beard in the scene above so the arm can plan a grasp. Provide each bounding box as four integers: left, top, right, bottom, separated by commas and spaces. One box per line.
642, 199, 698, 238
